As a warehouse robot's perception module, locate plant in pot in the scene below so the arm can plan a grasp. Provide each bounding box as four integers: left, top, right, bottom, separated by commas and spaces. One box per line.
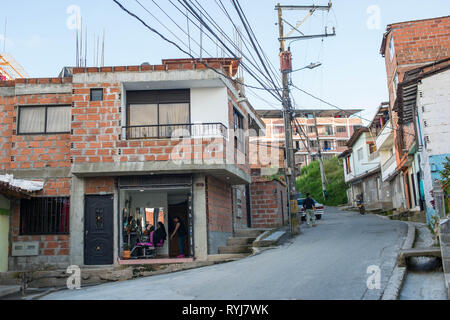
122, 244, 131, 260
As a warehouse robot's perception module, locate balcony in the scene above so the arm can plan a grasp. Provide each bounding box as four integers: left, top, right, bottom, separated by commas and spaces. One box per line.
376, 123, 394, 151
123, 123, 228, 140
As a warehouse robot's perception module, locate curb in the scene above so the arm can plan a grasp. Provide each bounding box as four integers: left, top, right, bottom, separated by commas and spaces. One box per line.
381, 221, 415, 300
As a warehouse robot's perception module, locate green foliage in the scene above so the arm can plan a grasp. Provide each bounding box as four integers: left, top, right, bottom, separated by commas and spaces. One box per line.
296, 157, 348, 206
440, 156, 450, 214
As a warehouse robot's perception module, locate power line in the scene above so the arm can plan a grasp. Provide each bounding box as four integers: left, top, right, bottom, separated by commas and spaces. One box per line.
177, 0, 282, 99
112, 0, 283, 99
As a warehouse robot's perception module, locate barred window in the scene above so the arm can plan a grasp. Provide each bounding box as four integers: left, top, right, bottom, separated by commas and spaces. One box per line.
20, 197, 70, 235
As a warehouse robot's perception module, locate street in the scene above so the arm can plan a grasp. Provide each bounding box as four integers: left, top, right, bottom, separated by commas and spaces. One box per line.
42, 207, 407, 300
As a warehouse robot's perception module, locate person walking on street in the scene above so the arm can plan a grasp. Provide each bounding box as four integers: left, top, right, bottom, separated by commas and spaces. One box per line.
303, 193, 317, 227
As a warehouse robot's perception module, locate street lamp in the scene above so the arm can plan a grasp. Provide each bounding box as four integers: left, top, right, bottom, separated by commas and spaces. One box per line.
290, 62, 322, 73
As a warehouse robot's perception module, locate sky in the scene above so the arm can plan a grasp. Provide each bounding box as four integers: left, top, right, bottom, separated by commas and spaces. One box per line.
1, 0, 449, 123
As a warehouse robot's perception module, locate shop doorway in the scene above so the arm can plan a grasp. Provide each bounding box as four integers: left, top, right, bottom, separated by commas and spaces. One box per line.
168, 199, 189, 258
120, 187, 192, 259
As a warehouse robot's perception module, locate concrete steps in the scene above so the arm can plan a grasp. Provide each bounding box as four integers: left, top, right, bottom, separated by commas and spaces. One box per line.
218, 244, 252, 254
226, 237, 255, 246
218, 229, 267, 255
234, 229, 267, 238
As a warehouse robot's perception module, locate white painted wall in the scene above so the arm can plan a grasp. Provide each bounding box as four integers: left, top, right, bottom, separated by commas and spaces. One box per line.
190, 87, 229, 126
418, 69, 450, 156
351, 132, 380, 177
417, 68, 450, 217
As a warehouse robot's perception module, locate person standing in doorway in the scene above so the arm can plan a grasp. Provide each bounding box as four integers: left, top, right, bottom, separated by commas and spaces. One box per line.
303, 193, 317, 228
170, 216, 187, 258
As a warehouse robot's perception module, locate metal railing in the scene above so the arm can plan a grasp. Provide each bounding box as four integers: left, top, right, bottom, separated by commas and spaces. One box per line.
123, 123, 228, 140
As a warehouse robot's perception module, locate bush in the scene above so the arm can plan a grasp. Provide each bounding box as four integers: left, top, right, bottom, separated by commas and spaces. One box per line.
296, 157, 348, 206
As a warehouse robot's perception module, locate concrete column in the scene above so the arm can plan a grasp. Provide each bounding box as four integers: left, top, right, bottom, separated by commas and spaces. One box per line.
70, 175, 85, 266
193, 174, 208, 261
0, 195, 10, 272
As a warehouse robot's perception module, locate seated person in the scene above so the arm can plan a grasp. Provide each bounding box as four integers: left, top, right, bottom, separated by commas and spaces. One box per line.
152, 222, 167, 247
144, 224, 154, 235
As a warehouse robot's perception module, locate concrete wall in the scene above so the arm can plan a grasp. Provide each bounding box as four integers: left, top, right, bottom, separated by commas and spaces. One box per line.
0, 195, 10, 272
190, 87, 228, 126
193, 174, 208, 260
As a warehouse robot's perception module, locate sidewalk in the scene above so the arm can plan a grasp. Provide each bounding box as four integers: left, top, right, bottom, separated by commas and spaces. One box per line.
0, 285, 21, 299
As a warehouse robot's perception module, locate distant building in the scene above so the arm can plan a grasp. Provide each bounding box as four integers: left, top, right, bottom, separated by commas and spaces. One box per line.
254, 109, 363, 169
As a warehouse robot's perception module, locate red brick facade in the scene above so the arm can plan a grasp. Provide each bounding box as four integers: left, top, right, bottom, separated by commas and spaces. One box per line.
206, 176, 233, 233
250, 175, 288, 228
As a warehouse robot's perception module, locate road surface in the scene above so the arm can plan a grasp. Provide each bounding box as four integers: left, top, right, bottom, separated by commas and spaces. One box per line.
43, 207, 407, 300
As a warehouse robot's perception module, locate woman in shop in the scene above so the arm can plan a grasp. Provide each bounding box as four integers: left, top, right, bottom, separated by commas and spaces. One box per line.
170, 216, 187, 258
152, 222, 167, 247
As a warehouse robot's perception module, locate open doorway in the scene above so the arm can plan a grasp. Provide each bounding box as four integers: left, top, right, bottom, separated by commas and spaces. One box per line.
168, 197, 189, 258
120, 188, 192, 259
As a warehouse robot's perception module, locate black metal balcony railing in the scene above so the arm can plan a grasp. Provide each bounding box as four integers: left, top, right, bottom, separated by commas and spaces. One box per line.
123, 123, 228, 140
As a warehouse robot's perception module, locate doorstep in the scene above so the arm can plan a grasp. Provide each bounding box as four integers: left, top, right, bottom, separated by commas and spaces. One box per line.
0, 285, 21, 299
118, 258, 194, 265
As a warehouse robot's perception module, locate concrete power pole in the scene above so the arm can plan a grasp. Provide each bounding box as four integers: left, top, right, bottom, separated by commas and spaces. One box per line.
277, 4, 299, 236
276, 2, 334, 234
313, 112, 328, 200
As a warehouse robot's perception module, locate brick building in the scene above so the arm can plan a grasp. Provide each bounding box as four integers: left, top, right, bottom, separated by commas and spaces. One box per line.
255, 109, 363, 170
0, 58, 266, 271
380, 15, 450, 213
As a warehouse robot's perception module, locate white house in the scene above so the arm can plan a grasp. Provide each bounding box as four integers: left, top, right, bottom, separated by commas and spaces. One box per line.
340, 127, 392, 210
402, 58, 450, 222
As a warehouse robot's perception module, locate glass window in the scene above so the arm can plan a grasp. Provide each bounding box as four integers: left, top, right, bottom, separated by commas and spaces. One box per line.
19, 107, 45, 134
47, 106, 71, 133
336, 126, 347, 133
19, 106, 71, 134
90, 88, 104, 101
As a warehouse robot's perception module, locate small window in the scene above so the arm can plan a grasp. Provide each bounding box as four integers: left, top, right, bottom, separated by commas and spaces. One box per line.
18, 106, 71, 134
389, 36, 395, 61
20, 197, 70, 235
90, 88, 104, 101
357, 148, 364, 161
337, 140, 347, 147
336, 126, 347, 133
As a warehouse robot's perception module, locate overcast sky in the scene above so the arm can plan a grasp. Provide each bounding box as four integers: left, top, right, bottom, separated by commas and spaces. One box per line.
1, 0, 449, 123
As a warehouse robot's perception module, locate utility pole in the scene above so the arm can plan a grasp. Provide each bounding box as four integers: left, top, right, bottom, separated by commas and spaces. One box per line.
277, 4, 299, 235
313, 112, 328, 200
275, 2, 334, 231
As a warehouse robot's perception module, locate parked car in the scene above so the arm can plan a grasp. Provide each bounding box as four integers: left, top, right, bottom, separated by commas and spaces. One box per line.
297, 197, 325, 221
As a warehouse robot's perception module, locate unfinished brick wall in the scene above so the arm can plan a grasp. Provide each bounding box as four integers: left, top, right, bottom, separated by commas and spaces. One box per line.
0, 86, 15, 172
85, 177, 115, 194
206, 176, 232, 254
250, 176, 288, 228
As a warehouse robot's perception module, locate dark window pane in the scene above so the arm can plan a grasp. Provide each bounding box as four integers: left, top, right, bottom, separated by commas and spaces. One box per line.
90, 88, 104, 101
20, 197, 70, 235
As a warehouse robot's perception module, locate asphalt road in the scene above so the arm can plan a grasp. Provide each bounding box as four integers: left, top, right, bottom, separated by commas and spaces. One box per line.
43, 207, 407, 300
